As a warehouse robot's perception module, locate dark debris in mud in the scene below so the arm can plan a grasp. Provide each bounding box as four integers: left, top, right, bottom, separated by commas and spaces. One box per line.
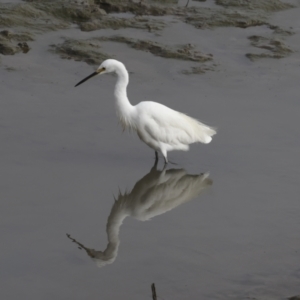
215, 0, 294, 12
96, 0, 175, 16
246, 35, 292, 61
0, 30, 33, 55
79, 16, 165, 32
182, 65, 215, 75
269, 25, 294, 36
185, 9, 267, 29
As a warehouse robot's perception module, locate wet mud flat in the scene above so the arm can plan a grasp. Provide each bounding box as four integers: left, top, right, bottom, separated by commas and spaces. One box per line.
0, 0, 296, 70
1, 1, 300, 300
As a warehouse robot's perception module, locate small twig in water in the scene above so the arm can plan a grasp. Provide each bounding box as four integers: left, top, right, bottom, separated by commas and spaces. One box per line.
151, 283, 157, 300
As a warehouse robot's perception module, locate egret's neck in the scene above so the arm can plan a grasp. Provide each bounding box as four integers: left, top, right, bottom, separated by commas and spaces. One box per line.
114, 65, 135, 129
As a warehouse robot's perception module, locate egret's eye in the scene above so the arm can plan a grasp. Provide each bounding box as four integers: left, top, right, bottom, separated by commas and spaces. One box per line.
97, 67, 106, 74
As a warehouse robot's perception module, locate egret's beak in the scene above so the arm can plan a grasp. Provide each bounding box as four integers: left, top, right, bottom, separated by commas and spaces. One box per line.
74, 68, 105, 87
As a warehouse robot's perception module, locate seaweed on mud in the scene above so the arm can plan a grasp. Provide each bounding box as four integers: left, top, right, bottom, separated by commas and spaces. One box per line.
246, 35, 292, 61
50, 38, 111, 65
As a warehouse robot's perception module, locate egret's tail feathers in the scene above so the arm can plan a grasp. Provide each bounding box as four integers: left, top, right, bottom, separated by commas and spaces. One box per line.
203, 135, 212, 144
182, 113, 216, 144
201, 126, 216, 144
174, 112, 217, 145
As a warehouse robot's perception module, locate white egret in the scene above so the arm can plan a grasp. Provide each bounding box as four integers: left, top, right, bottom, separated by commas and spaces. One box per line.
75, 59, 216, 164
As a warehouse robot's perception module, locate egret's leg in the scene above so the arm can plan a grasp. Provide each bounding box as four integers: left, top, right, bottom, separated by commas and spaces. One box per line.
185, 0, 190, 8
151, 154, 158, 172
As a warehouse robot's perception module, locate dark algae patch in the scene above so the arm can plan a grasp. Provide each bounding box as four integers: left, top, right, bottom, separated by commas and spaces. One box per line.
79, 16, 165, 32
50, 36, 214, 73
0, 30, 33, 55
50, 38, 111, 65
246, 35, 293, 61
182, 65, 216, 75
0, 3, 69, 32
99, 36, 213, 63
184, 8, 267, 29
95, 0, 176, 15
215, 0, 294, 12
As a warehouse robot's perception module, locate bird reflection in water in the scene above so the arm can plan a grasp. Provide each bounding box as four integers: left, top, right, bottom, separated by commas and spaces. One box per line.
67, 162, 213, 268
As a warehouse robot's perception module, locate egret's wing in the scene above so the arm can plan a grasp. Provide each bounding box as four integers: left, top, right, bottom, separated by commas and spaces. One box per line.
139, 102, 216, 145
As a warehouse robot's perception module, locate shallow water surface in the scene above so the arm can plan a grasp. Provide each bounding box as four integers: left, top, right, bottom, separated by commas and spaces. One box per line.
1, 1, 300, 300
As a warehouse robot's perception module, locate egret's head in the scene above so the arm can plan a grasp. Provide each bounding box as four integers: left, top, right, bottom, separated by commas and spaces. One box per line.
75, 59, 122, 87
97, 59, 119, 74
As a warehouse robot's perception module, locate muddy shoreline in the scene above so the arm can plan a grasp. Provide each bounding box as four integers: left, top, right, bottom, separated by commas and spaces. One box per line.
0, 0, 295, 72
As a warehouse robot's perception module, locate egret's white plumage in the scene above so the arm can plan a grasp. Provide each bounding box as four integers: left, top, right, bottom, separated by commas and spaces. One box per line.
75, 59, 216, 163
